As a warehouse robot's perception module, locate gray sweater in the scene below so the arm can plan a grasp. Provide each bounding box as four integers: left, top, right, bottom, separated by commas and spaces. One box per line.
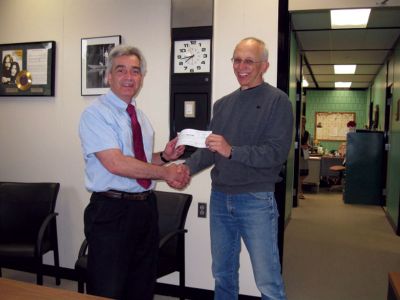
185, 82, 294, 194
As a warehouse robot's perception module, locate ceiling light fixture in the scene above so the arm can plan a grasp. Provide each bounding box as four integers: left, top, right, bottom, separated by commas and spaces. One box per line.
334, 65, 356, 74
331, 9, 371, 29
335, 82, 352, 88
302, 78, 309, 87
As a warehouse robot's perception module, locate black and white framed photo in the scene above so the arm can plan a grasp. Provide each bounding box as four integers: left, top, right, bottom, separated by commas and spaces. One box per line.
81, 35, 121, 96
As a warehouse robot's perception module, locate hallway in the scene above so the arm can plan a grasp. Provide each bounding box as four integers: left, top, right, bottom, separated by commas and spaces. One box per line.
283, 189, 400, 300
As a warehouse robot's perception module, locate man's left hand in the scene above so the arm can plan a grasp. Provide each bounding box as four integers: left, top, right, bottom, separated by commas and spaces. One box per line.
163, 137, 185, 161
205, 134, 232, 158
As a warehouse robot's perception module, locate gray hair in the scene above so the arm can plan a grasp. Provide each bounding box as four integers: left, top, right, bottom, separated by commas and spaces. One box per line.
105, 44, 147, 78
238, 37, 269, 61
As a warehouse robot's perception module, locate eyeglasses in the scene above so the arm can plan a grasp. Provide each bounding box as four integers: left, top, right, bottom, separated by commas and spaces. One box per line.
231, 58, 265, 66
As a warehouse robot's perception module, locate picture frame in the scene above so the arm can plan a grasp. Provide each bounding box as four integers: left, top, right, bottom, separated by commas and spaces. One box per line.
0, 41, 56, 97
81, 35, 121, 96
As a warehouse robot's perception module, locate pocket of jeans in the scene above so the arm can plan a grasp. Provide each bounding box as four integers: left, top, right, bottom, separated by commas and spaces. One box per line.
248, 192, 278, 216
249, 191, 274, 201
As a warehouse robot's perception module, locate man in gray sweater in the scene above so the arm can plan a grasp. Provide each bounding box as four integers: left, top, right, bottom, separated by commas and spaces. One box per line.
184, 37, 293, 300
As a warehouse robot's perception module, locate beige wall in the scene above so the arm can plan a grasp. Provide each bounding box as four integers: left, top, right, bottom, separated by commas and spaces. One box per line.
0, 0, 172, 273
0, 0, 281, 295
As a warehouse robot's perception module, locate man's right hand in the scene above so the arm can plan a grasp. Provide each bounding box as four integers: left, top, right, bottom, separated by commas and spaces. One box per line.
164, 163, 190, 189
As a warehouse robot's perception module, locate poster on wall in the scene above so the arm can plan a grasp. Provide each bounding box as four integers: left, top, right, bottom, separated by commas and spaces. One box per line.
81, 35, 121, 96
0, 41, 56, 97
315, 112, 355, 141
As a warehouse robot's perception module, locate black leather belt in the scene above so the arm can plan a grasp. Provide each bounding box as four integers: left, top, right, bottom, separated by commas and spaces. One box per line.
95, 190, 151, 201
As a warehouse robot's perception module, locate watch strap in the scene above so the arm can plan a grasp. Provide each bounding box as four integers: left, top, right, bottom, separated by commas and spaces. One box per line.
160, 151, 170, 163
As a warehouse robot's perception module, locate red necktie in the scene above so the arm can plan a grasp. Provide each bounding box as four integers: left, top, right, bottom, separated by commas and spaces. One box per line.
127, 104, 151, 189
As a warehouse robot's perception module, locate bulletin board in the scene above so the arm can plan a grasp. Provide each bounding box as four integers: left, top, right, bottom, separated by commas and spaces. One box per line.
314, 112, 355, 141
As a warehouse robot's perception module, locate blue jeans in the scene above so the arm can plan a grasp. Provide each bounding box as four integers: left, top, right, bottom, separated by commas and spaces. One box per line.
210, 190, 286, 300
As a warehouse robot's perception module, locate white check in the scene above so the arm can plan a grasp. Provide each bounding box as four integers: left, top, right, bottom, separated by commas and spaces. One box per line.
176, 129, 212, 148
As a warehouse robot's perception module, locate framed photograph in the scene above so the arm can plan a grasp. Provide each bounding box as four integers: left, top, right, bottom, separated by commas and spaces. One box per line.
0, 41, 56, 97
81, 35, 121, 96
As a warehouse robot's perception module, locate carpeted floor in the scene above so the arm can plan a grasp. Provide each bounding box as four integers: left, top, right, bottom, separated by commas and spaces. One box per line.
283, 189, 400, 300
3, 189, 400, 300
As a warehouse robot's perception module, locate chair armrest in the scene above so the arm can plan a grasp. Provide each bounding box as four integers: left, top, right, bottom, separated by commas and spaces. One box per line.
78, 239, 89, 258
36, 212, 58, 255
159, 229, 187, 248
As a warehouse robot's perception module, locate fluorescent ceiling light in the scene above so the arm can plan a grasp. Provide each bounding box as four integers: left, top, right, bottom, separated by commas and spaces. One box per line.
334, 65, 356, 74
331, 9, 371, 29
335, 82, 352, 88
302, 78, 309, 87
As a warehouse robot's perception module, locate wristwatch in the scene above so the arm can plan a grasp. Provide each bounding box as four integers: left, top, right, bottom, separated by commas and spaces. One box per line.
160, 152, 170, 163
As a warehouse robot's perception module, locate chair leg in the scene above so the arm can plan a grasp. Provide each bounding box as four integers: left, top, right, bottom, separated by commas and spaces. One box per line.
36, 272, 43, 285
78, 280, 85, 293
179, 254, 186, 300
179, 270, 185, 300
54, 248, 61, 285
179, 242, 186, 300
53, 223, 61, 285
36, 257, 43, 285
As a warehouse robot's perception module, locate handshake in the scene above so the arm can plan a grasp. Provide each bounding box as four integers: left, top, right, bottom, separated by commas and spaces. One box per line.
164, 163, 191, 189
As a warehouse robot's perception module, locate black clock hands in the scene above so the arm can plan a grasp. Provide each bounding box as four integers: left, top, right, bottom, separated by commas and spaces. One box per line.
185, 54, 195, 62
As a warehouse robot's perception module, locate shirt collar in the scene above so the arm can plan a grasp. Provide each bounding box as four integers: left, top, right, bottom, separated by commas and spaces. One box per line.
107, 90, 137, 110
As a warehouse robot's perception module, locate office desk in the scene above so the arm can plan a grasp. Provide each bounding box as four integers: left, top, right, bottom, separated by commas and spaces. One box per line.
303, 156, 321, 192
0, 278, 108, 300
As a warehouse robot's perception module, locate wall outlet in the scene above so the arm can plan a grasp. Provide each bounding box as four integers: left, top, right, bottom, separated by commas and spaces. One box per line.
198, 202, 207, 218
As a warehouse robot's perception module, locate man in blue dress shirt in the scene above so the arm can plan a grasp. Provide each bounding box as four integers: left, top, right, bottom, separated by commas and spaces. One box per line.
79, 44, 189, 299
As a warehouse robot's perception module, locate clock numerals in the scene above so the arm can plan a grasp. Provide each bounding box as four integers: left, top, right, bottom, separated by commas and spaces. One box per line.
174, 39, 211, 74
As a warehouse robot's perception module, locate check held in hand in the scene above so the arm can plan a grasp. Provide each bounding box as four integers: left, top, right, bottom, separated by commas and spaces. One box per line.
176, 129, 212, 148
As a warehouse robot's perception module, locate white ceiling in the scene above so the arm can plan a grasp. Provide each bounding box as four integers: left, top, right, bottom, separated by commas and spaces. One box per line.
291, 7, 400, 89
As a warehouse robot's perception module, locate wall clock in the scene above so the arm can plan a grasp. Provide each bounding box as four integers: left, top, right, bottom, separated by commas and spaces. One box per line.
173, 39, 211, 73
169, 26, 212, 156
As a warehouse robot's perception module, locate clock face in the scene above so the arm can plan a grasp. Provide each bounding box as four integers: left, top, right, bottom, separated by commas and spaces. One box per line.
174, 39, 211, 73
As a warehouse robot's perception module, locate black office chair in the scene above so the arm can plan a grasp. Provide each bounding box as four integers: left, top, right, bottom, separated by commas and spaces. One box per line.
75, 238, 88, 293
0, 182, 61, 285
156, 190, 192, 300
75, 190, 192, 299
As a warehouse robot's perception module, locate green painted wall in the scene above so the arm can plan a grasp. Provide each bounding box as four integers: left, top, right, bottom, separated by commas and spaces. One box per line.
386, 39, 400, 231
285, 31, 298, 222
366, 86, 372, 126
304, 90, 368, 151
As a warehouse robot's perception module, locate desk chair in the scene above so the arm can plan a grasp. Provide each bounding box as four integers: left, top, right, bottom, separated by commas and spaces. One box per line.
75, 190, 192, 300
329, 165, 346, 192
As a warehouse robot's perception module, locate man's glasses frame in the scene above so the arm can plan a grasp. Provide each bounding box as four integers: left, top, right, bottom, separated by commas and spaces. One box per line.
231, 58, 265, 66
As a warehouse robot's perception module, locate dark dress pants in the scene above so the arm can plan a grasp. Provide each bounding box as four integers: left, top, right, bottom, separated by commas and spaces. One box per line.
84, 192, 159, 300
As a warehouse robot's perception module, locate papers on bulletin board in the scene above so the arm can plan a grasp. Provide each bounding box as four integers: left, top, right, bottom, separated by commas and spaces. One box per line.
315, 112, 355, 141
